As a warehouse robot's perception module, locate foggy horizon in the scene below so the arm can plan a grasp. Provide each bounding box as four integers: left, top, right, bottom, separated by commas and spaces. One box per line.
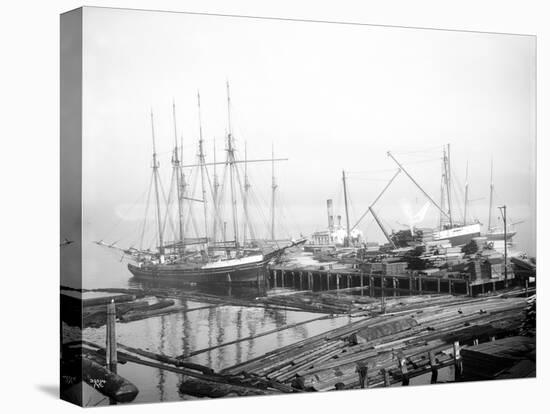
81, 7, 536, 262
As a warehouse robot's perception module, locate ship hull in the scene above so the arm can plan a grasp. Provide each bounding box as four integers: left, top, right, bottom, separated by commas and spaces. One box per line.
485, 230, 517, 241
127, 259, 269, 285
432, 224, 482, 246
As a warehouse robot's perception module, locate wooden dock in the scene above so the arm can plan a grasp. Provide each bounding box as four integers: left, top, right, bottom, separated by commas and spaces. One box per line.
267, 265, 517, 297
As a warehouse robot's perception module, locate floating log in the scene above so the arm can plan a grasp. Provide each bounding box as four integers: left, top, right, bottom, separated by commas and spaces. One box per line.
81, 357, 139, 403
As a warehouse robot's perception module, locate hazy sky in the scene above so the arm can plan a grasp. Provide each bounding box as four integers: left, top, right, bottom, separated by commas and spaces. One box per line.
82, 7, 536, 256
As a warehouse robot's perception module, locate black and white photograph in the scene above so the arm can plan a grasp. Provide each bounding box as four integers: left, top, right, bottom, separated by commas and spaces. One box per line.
57, 4, 537, 409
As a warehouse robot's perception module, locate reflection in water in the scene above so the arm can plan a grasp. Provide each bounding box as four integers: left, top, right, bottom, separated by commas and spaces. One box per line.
82, 247, 358, 405
157, 315, 166, 402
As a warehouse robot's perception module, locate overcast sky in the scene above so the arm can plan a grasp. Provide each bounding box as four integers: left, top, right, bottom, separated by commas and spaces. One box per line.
81, 7, 536, 255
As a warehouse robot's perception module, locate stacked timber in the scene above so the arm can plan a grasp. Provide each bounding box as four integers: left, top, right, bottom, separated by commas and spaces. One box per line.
461, 336, 535, 380
222, 295, 528, 391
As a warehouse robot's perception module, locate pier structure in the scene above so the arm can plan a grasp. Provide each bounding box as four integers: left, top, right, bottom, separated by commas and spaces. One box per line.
267, 265, 514, 297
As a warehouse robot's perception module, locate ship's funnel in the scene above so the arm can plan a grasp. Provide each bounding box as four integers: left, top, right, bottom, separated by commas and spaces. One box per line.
327, 199, 334, 230
337, 215, 342, 227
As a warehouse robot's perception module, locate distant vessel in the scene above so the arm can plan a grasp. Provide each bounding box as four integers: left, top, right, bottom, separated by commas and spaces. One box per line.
386, 146, 489, 248
482, 160, 518, 242
432, 223, 481, 246
99, 83, 304, 284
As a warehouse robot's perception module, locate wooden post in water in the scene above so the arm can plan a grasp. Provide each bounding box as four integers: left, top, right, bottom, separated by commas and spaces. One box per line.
326, 272, 330, 290
382, 368, 391, 387
347, 274, 350, 289
409, 275, 413, 294
448, 280, 452, 295
106, 300, 117, 373
429, 351, 438, 384
308, 272, 313, 290
392, 277, 397, 297
281, 270, 285, 288
453, 341, 462, 381
360, 272, 364, 290
370, 275, 374, 297
437, 277, 441, 293
418, 275, 422, 294
398, 354, 409, 386
336, 274, 340, 290
481, 282, 485, 295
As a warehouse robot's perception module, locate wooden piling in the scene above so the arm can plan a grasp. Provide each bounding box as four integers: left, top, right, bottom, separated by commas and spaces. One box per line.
299, 272, 303, 290
437, 277, 441, 293
370, 276, 374, 297
453, 341, 462, 381
281, 270, 285, 288
448, 280, 452, 295
336, 274, 340, 290
398, 354, 409, 386
326, 272, 330, 290
382, 368, 391, 387
106, 300, 117, 372
418, 276, 422, 294
429, 351, 438, 384
347, 275, 350, 289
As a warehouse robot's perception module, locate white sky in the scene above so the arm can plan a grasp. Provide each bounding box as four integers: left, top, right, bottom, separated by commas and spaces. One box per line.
82, 7, 536, 254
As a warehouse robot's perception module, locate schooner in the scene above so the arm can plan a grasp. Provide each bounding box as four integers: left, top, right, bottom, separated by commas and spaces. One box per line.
98, 83, 305, 284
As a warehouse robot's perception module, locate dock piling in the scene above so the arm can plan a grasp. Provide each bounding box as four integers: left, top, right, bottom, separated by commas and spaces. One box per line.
106, 300, 118, 372
382, 368, 391, 387
398, 354, 409, 386
429, 351, 438, 384
453, 341, 462, 381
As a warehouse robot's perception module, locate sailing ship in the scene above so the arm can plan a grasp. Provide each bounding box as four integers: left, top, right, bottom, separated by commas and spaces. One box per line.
387, 146, 481, 247
98, 83, 305, 284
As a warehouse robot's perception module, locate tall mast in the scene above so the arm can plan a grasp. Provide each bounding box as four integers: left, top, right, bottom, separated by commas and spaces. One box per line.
226, 81, 239, 248
488, 159, 494, 231
498, 205, 508, 287
444, 145, 453, 226
463, 161, 469, 226
172, 101, 185, 248
271, 142, 277, 241
150, 110, 164, 256
342, 170, 351, 247
439, 161, 446, 230
197, 92, 209, 252
212, 139, 219, 243
243, 141, 251, 245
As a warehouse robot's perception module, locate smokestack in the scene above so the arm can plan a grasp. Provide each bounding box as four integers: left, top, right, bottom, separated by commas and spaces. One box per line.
327, 199, 334, 230
337, 215, 342, 227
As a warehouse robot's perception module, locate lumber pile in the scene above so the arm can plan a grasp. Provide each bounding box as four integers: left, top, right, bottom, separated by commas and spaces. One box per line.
221, 295, 529, 390
461, 336, 536, 380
